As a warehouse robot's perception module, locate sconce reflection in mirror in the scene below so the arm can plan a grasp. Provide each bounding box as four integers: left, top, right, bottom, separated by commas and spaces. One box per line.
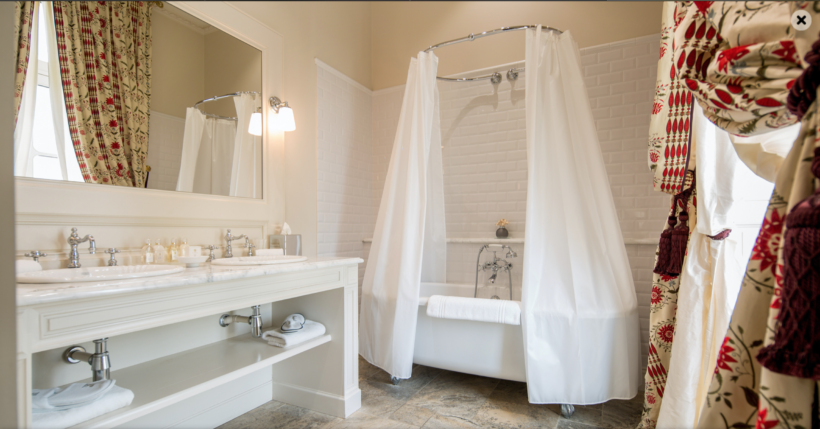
248, 108, 262, 136
270, 96, 296, 132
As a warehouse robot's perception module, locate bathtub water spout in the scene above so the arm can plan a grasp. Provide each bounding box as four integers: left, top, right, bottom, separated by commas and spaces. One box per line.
489, 272, 497, 284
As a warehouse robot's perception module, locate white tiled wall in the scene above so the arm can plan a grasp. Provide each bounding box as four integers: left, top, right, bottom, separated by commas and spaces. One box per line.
316, 61, 374, 291
146, 111, 185, 191
321, 34, 668, 366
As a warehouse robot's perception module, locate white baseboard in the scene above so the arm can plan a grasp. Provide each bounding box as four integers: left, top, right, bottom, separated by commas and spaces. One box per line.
120, 367, 272, 428
271, 381, 361, 418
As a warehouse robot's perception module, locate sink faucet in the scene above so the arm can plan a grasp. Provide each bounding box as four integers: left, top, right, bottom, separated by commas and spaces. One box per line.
67, 228, 96, 268
224, 229, 247, 258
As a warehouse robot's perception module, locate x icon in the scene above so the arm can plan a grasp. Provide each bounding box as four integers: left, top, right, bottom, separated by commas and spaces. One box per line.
798, 14, 807, 25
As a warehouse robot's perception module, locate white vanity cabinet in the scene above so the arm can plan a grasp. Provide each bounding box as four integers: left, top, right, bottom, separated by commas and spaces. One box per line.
16, 258, 362, 428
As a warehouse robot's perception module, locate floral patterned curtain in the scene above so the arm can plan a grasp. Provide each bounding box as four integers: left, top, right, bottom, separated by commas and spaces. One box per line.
14, 1, 36, 125
52, 1, 151, 187
642, 2, 820, 429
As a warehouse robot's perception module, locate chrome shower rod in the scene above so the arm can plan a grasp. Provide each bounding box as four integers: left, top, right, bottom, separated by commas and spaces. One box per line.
192, 91, 261, 121
424, 25, 563, 83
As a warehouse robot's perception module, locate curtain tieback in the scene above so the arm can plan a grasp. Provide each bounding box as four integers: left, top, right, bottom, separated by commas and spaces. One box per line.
757, 146, 820, 380
654, 174, 696, 277
787, 33, 820, 120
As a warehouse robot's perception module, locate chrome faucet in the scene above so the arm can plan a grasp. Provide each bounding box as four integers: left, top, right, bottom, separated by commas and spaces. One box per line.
245, 236, 255, 256
224, 229, 247, 258
67, 228, 96, 268
475, 244, 517, 300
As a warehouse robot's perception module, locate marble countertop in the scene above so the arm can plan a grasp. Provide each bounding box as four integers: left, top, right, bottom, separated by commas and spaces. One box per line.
17, 257, 363, 307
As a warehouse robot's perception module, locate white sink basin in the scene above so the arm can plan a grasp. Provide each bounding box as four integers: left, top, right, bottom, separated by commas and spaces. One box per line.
210, 255, 308, 266
17, 265, 185, 284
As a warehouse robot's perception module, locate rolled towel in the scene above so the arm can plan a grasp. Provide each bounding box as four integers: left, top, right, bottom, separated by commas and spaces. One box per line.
255, 248, 284, 256
16, 259, 42, 274
33, 379, 116, 412
262, 320, 326, 348
426, 295, 521, 326
32, 385, 134, 429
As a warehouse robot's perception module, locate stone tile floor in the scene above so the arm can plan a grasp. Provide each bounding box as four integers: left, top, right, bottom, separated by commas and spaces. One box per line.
218, 357, 643, 429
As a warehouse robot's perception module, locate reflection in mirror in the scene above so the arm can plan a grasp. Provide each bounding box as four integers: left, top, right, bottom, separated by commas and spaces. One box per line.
12, 2, 263, 198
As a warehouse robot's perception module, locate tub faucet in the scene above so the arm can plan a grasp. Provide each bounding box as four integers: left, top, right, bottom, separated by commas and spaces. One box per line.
224, 229, 247, 258
489, 272, 498, 284
67, 228, 96, 268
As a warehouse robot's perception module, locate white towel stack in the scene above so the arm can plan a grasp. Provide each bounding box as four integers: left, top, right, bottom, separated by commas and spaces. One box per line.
262, 320, 326, 348
32, 380, 134, 429
426, 295, 521, 325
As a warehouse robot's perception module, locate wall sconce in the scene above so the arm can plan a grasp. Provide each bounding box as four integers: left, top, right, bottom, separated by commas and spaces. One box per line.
270, 96, 296, 132
248, 107, 262, 136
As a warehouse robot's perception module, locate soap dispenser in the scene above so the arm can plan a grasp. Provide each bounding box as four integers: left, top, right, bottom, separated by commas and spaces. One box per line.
179, 238, 190, 257
142, 239, 154, 264
169, 239, 179, 262
152, 239, 167, 263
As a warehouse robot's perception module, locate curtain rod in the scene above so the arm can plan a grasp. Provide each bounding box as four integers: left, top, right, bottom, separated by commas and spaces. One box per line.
424, 25, 563, 83
192, 91, 260, 121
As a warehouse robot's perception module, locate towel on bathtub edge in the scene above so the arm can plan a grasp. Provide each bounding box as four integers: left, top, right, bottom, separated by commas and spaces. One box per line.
426, 295, 521, 325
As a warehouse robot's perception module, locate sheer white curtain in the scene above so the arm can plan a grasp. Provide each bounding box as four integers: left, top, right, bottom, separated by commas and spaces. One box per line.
522, 27, 641, 404
176, 107, 206, 192
656, 104, 776, 427
230, 93, 261, 198
13, 3, 39, 177
208, 118, 237, 196
359, 51, 446, 379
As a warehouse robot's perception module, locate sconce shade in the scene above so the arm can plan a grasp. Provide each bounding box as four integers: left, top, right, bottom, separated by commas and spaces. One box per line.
248, 112, 262, 136
277, 106, 296, 132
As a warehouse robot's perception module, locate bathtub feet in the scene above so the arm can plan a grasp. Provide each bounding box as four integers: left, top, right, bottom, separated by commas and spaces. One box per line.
560, 404, 575, 418
390, 376, 401, 385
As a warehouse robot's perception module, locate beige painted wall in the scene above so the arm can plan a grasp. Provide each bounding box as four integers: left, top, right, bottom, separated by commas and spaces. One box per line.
203, 30, 263, 117
230, 1, 372, 258
151, 11, 205, 118
0, 3, 18, 426
371, 1, 663, 89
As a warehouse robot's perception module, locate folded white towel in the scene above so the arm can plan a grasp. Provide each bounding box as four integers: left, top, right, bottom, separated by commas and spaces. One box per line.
33, 379, 115, 412
262, 320, 326, 348
426, 295, 521, 326
32, 385, 134, 429
255, 248, 284, 256
16, 259, 42, 274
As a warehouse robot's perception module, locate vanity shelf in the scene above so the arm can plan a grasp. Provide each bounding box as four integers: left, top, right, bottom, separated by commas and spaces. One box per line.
68, 333, 332, 429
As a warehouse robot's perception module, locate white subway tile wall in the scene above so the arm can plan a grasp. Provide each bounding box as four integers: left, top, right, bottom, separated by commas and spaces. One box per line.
316, 63, 375, 289
146, 111, 185, 192
321, 34, 668, 367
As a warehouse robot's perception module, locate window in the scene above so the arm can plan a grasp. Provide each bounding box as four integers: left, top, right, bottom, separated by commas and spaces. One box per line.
23, 3, 83, 183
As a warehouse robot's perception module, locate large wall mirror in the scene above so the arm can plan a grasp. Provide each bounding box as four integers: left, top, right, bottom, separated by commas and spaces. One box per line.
13, 2, 263, 199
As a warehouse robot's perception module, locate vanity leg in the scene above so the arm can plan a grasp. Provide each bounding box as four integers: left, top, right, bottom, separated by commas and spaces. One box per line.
269, 267, 361, 418
17, 351, 32, 428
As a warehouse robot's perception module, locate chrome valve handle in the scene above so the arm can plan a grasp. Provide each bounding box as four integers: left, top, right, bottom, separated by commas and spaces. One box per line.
104, 248, 120, 266
24, 250, 47, 262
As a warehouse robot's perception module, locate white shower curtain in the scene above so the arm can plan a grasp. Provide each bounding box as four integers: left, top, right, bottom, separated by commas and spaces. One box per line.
176, 107, 206, 192
522, 27, 641, 404
230, 93, 261, 198
359, 51, 446, 379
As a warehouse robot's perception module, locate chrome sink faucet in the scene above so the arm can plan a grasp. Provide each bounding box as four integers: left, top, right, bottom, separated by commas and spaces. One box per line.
224, 229, 247, 258
67, 227, 96, 268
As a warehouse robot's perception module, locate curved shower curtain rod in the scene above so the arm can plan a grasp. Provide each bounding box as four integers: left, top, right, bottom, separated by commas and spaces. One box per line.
192, 91, 261, 121
424, 25, 563, 83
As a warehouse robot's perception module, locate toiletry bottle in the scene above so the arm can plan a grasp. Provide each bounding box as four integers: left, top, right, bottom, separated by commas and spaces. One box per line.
142, 239, 154, 264
169, 239, 179, 262
153, 239, 167, 263
179, 238, 190, 257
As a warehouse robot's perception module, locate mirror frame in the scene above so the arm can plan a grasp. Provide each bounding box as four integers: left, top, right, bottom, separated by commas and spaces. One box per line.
15, 2, 285, 239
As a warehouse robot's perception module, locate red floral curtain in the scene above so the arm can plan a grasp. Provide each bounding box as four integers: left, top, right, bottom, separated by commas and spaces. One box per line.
643, 2, 820, 429
14, 1, 36, 125
53, 1, 151, 187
